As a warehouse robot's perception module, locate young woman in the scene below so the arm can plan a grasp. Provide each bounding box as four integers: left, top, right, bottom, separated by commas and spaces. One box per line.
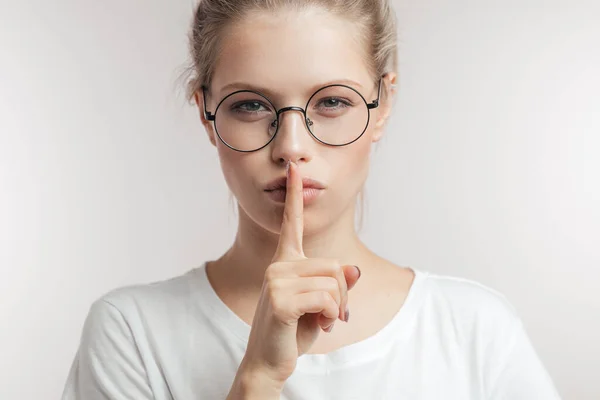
63, 1, 561, 399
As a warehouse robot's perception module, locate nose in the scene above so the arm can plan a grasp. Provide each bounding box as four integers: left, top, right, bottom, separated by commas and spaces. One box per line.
270, 108, 314, 166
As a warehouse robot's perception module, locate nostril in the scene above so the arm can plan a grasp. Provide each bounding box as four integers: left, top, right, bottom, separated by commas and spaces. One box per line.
279, 157, 303, 165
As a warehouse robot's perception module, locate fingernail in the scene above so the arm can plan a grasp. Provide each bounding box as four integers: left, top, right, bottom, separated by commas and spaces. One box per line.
324, 323, 334, 333
286, 160, 291, 178
354, 265, 361, 279
344, 306, 350, 323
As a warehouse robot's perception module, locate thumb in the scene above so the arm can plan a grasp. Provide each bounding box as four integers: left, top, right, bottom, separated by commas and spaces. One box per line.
343, 265, 361, 290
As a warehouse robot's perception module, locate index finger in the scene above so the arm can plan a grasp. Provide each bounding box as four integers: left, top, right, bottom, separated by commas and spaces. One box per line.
274, 161, 304, 260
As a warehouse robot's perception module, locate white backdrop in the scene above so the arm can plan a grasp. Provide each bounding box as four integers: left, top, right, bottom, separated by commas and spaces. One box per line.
1, 0, 598, 398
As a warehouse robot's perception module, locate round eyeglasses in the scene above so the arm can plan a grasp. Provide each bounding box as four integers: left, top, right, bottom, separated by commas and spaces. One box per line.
201, 79, 382, 153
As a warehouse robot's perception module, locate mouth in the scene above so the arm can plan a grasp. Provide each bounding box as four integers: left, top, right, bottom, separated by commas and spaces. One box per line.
264, 177, 326, 191
263, 177, 326, 204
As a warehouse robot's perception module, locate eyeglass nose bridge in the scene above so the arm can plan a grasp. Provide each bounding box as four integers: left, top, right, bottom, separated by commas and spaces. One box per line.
273, 106, 314, 130
277, 106, 305, 115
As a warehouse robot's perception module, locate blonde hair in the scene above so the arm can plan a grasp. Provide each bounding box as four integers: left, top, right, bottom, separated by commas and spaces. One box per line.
180, 0, 398, 102
179, 0, 399, 232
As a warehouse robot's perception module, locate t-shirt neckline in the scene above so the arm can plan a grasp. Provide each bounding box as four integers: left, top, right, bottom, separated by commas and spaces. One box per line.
193, 262, 427, 372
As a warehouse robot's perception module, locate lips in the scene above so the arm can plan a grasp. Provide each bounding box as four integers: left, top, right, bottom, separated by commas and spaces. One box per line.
263, 177, 326, 192
263, 176, 326, 205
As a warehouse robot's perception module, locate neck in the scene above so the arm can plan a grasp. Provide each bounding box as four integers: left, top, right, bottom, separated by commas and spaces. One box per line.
214, 200, 375, 290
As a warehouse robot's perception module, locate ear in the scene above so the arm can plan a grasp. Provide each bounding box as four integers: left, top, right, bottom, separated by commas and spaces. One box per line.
371, 72, 398, 143
193, 90, 217, 147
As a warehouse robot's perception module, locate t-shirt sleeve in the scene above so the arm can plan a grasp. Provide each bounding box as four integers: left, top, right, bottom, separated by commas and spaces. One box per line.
489, 318, 562, 400
61, 299, 154, 400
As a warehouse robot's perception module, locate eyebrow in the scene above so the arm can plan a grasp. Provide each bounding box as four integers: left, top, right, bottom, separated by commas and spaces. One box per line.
217, 79, 365, 99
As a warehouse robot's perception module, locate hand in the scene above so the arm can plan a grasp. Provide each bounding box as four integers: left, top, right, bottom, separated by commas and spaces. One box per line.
240, 161, 361, 386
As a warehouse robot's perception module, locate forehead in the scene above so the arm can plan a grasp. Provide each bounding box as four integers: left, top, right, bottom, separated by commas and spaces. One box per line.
211, 8, 373, 98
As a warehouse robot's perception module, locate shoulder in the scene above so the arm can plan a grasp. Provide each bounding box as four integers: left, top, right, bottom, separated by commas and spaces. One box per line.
84, 267, 203, 330
414, 269, 522, 341
73, 266, 206, 372
421, 271, 517, 313
63, 271, 204, 399
411, 271, 560, 397
103, 267, 200, 309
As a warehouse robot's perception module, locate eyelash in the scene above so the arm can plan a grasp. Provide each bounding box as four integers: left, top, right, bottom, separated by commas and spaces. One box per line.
231, 101, 272, 113
314, 97, 353, 110
230, 97, 354, 115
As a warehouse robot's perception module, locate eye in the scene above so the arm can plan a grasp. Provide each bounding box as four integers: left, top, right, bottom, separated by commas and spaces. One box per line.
232, 101, 270, 113
315, 97, 352, 110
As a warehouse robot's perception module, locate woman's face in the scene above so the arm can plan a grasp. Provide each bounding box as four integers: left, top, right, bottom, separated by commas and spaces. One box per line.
197, 8, 394, 236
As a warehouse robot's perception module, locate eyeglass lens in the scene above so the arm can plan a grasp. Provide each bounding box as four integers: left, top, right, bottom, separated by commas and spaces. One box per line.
213, 85, 369, 151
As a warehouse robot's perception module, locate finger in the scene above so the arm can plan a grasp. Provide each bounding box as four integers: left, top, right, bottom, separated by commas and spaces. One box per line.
343, 265, 361, 291
294, 291, 339, 329
338, 266, 350, 322
274, 161, 304, 260
289, 259, 349, 322
317, 313, 337, 332
278, 276, 342, 308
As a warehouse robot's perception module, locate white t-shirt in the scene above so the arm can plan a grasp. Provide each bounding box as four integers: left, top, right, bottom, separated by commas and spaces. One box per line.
62, 263, 561, 400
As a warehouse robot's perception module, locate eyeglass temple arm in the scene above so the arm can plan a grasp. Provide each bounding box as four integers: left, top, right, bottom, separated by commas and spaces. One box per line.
201, 86, 216, 121
366, 77, 382, 110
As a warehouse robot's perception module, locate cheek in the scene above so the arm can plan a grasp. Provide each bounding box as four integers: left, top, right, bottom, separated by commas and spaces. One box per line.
216, 146, 254, 195
336, 140, 372, 188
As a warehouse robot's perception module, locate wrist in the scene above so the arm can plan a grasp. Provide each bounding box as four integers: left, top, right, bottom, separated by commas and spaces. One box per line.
228, 361, 284, 400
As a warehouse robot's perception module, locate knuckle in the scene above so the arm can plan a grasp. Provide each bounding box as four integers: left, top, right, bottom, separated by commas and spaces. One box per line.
320, 291, 333, 305
311, 258, 338, 275
325, 277, 339, 293
328, 259, 341, 274
265, 263, 283, 281
330, 292, 341, 305
264, 278, 282, 295
270, 296, 287, 319
264, 267, 275, 281
325, 294, 338, 314
328, 297, 339, 311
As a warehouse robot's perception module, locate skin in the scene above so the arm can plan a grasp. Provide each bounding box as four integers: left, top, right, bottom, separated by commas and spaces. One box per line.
193, 7, 414, 356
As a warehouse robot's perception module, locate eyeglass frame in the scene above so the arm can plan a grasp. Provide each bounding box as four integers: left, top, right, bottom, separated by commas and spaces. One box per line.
201, 76, 384, 153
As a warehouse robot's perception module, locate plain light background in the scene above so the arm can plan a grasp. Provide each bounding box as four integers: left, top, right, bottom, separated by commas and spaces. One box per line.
1, 0, 598, 398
